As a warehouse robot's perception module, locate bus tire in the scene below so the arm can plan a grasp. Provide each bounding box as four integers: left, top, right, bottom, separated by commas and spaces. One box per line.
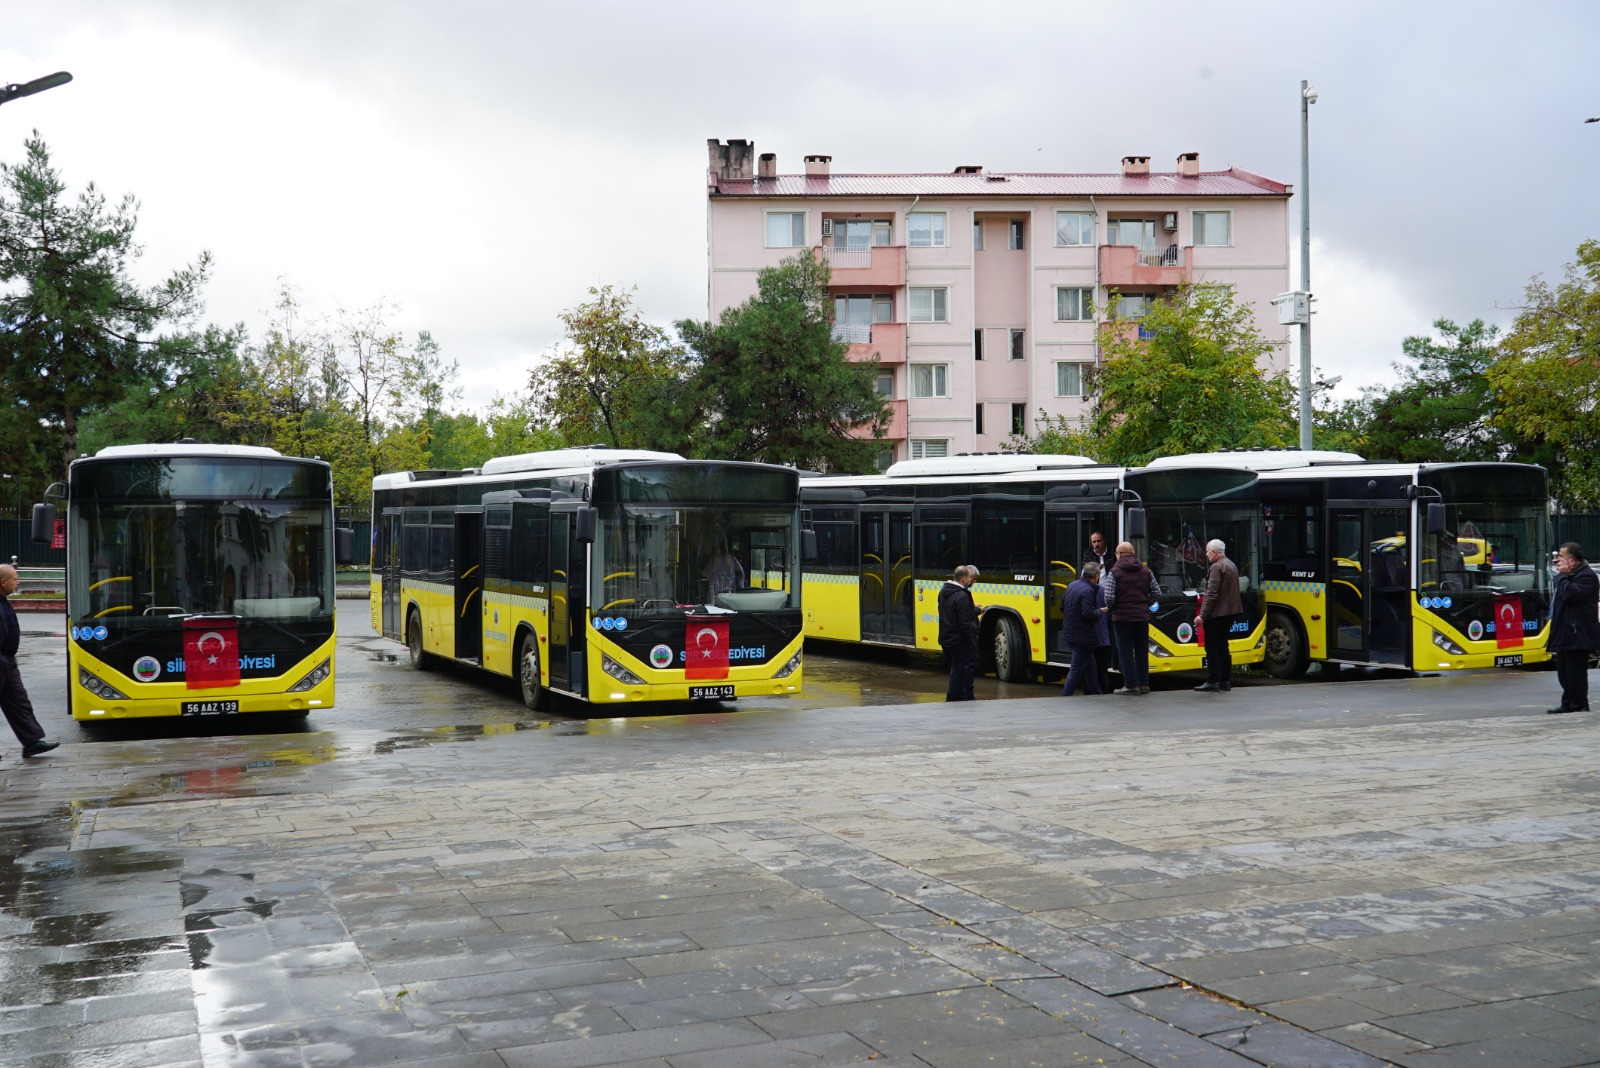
406, 608, 434, 671
516, 631, 546, 711
992, 614, 1029, 683
1263, 609, 1310, 679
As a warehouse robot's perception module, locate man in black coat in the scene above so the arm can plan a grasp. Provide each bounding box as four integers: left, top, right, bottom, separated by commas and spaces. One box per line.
0, 565, 60, 758
1547, 542, 1600, 714
938, 565, 981, 702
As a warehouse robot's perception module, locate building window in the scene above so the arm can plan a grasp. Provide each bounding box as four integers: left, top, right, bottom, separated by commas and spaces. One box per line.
1055, 211, 1094, 246
1056, 362, 1086, 397
974, 329, 983, 361
1010, 329, 1025, 360
1011, 403, 1026, 436
1193, 211, 1231, 246
910, 439, 949, 460
973, 220, 984, 251
875, 372, 894, 398
834, 219, 892, 247
909, 287, 948, 323
974, 404, 985, 435
1009, 220, 1025, 250
766, 212, 805, 247
1110, 292, 1153, 319
1055, 287, 1093, 321
910, 364, 949, 398
908, 212, 948, 247
1107, 219, 1156, 248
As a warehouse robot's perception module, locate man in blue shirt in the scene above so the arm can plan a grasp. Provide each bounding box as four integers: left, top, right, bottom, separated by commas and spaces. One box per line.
0, 565, 59, 758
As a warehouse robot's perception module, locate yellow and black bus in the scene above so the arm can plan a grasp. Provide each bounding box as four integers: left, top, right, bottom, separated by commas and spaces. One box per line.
38, 444, 345, 724
371, 449, 804, 709
799, 454, 1266, 682
1146, 451, 1553, 677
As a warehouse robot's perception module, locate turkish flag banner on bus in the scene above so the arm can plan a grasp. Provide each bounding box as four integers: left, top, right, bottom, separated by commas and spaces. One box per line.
684, 619, 730, 680
183, 617, 241, 689
1494, 594, 1525, 649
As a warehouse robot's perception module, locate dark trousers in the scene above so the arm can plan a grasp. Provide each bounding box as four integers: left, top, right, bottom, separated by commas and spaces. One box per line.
0, 656, 45, 748
945, 640, 978, 702
1555, 649, 1591, 711
1114, 620, 1150, 689
1203, 615, 1241, 687
1094, 639, 1112, 693
1062, 643, 1103, 696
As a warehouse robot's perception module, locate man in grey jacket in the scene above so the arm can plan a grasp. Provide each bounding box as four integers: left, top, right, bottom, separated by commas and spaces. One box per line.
1194, 539, 1243, 693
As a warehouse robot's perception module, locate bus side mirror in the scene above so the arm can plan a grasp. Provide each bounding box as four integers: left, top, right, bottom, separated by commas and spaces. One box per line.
575, 506, 598, 544
1426, 502, 1446, 535
802, 529, 818, 564
31, 503, 55, 544
336, 527, 355, 565
1124, 507, 1146, 541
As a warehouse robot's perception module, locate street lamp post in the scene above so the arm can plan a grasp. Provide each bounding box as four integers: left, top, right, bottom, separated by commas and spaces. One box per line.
0, 71, 73, 108
1297, 80, 1317, 452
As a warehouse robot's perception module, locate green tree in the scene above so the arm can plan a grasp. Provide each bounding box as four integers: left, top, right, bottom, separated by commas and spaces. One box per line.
1488, 239, 1600, 509
1005, 410, 1100, 458
0, 132, 217, 470
1355, 319, 1510, 462
77, 325, 253, 454
530, 285, 686, 448
1088, 284, 1295, 465
676, 252, 890, 471
425, 396, 564, 470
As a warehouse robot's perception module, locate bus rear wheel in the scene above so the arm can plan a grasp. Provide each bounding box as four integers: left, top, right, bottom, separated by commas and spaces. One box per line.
407, 609, 434, 671
516, 632, 546, 711
1263, 610, 1309, 679
992, 614, 1030, 683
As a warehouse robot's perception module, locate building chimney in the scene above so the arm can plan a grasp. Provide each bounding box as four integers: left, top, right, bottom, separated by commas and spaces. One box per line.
804, 154, 832, 177
1121, 155, 1150, 176
1176, 151, 1200, 178
954, 164, 983, 174
758, 152, 777, 179
707, 138, 755, 181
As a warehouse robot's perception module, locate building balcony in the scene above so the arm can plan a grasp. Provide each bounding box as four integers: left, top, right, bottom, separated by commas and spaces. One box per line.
849, 398, 906, 441
1098, 243, 1190, 288
1099, 320, 1159, 346
831, 321, 906, 364
816, 244, 906, 288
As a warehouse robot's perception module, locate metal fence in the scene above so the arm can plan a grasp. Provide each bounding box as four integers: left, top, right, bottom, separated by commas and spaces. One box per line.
0, 519, 372, 568
1553, 516, 1600, 554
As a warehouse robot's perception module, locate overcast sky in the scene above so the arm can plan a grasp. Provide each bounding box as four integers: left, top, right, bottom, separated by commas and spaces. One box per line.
6, 1, 1599, 411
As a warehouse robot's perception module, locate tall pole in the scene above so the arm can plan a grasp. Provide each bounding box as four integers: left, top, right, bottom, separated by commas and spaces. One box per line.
1298, 80, 1316, 451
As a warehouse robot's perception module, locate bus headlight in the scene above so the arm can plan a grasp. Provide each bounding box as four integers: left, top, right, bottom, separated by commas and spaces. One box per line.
1431, 630, 1466, 656
773, 651, 802, 679
1149, 642, 1173, 658
78, 667, 129, 700
288, 658, 332, 692
601, 655, 645, 685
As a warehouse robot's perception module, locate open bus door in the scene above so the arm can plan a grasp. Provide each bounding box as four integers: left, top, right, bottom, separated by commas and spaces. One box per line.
1044, 508, 1116, 662
1328, 507, 1409, 667
548, 505, 595, 694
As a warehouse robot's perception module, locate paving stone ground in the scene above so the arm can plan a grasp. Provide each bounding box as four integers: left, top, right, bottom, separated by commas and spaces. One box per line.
2, 677, 1600, 1067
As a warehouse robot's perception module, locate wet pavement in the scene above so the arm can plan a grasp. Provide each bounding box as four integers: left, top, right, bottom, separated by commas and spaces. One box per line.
1, 609, 1599, 1065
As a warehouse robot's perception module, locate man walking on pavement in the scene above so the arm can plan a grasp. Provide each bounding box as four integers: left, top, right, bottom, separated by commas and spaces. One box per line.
939, 565, 982, 702
1194, 539, 1243, 693
1547, 541, 1598, 714
0, 564, 60, 759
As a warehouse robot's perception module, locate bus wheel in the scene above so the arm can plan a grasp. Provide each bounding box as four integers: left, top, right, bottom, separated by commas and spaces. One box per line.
407, 609, 433, 671
993, 615, 1029, 683
1263, 610, 1309, 679
516, 632, 545, 711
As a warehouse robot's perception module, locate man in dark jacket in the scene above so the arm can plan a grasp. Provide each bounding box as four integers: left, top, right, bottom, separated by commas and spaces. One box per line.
1106, 542, 1155, 695
1194, 539, 1244, 693
938, 565, 981, 702
0, 565, 59, 758
1060, 563, 1105, 696
1547, 542, 1599, 714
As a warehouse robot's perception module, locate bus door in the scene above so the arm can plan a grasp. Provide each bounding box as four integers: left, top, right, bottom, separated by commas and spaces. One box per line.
454, 512, 483, 664
381, 513, 401, 640
859, 507, 914, 644
548, 509, 589, 694
1044, 509, 1116, 660
1328, 507, 1409, 666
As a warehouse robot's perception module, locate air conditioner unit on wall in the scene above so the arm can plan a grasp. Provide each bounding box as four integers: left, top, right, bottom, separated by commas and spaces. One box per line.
1163, 213, 1178, 231
821, 219, 833, 237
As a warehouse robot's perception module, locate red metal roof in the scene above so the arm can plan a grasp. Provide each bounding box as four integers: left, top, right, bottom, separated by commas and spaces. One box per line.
710, 167, 1289, 198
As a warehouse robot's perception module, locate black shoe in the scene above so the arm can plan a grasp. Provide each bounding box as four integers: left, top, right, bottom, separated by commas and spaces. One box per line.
1193, 683, 1221, 693
1220, 682, 1233, 691
1548, 706, 1575, 714
22, 740, 59, 758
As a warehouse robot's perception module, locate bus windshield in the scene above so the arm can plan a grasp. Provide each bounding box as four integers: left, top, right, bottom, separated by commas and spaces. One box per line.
595, 504, 801, 617
72, 499, 332, 621
1422, 498, 1549, 596
1143, 501, 1260, 595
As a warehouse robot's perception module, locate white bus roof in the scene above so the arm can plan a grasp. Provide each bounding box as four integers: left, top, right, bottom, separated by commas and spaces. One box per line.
92, 443, 285, 459
883, 454, 1099, 478
478, 447, 683, 476
1146, 449, 1365, 472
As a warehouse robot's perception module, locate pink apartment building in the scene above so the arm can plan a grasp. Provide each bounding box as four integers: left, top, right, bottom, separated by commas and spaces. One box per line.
705, 138, 1292, 466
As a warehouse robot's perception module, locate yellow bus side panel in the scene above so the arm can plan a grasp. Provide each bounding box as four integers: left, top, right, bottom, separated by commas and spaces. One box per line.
1262, 583, 1330, 662
370, 576, 382, 635
803, 572, 861, 643
404, 582, 455, 658
69, 633, 337, 721
956, 580, 1043, 658
480, 591, 549, 678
